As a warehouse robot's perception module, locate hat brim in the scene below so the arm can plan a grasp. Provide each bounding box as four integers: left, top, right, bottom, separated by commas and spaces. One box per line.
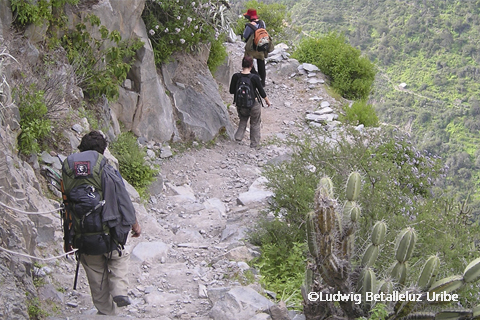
243, 12, 258, 19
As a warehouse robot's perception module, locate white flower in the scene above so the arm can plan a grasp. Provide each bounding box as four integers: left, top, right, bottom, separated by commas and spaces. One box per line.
191, 33, 194, 37
180, 39, 185, 44
175, 27, 181, 33
164, 28, 169, 33
155, 25, 159, 29
187, 17, 192, 23
149, 29, 155, 36
194, 25, 198, 30
191, 2, 195, 6
180, 6, 183, 9
177, 16, 181, 20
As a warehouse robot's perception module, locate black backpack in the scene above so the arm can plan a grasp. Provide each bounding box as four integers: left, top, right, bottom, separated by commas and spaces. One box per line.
235, 74, 256, 108
61, 150, 114, 256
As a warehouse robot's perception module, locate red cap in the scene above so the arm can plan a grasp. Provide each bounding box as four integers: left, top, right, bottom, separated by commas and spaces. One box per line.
243, 8, 258, 20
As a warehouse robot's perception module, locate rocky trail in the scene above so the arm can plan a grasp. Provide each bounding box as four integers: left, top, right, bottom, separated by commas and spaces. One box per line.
44, 41, 344, 320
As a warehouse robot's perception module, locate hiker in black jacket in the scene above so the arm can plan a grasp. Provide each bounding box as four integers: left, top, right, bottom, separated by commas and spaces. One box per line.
229, 56, 271, 149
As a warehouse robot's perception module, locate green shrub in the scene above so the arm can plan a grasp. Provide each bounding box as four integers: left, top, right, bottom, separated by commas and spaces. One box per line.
142, 0, 231, 65
207, 35, 228, 74
109, 132, 159, 198
253, 241, 306, 309
15, 85, 51, 155
340, 100, 379, 127
11, 0, 78, 28
257, 127, 480, 288
292, 32, 376, 100
27, 297, 49, 319
62, 15, 143, 102
248, 216, 305, 248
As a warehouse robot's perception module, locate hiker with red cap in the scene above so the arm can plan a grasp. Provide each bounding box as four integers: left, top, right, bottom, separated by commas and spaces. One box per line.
242, 8, 269, 87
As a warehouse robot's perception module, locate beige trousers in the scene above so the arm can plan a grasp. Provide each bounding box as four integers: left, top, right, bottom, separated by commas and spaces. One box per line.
80, 249, 130, 315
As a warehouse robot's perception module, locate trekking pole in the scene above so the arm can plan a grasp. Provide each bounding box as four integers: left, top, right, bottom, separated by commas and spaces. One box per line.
256, 91, 265, 108
73, 252, 80, 290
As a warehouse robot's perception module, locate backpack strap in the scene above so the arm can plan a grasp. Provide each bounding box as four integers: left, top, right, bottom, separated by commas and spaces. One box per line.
246, 23, 257, 32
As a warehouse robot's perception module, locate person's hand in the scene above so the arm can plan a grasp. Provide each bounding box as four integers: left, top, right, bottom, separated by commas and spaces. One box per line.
265, 97, 272, 107
131, 221, 141, 238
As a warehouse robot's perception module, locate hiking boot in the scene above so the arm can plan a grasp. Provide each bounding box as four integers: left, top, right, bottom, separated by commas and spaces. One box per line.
113, 295, 131, 307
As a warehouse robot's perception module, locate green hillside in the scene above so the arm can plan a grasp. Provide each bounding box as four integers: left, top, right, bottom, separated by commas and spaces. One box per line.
250, 0, 480, 207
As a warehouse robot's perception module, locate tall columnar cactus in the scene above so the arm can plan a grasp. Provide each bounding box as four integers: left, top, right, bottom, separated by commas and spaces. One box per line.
302, 172, 480, 320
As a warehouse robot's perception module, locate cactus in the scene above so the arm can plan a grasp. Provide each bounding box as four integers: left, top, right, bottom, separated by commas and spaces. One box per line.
346, 171, 361, 201
417, 255, 440, 290
343, 200, 361, 222
463, 257, 480, 283
372, 221, 387, 246
428, 275, 464, 294
302, 172, 480, 320
395, 227, 417, 263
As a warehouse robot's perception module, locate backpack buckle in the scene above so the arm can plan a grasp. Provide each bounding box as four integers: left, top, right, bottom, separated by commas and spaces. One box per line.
86, 185, 96, 198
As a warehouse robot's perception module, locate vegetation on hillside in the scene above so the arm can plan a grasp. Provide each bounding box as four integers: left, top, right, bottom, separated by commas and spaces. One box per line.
292, 32, 376, 100
142, 0, 232, 73
251, 127, 480, 311
276, 0, 480, 210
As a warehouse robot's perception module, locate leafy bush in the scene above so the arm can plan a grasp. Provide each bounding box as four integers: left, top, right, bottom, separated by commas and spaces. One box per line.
11, 0, 78, 33
142, 0, 232, 65
340, 100, 379, 127
61, 15, 143, 102
109, 132, 159, 198
257, 127, 480, 299
253, 241, 306, 309
292, 32, 376, 100
207, 35, 228, 73
15, 85, 51, 155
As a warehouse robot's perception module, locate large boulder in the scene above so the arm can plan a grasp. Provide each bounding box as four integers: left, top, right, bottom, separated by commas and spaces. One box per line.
162, 45, 235, 141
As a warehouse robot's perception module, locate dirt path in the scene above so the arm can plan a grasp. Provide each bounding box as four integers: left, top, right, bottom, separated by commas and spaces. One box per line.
50, 42, 341, 320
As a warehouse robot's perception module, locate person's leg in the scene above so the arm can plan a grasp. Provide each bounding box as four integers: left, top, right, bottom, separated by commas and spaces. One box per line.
108, 249, 130, 298
249, 102, 262, 148
80, 253, 117, 315
257, 59, 266, 87
235, 107, 250, 141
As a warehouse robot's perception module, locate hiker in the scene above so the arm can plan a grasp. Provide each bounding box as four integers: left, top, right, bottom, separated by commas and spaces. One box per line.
62, 130, 141, 315
229, 55, 271, 149
243, 8, 268, 87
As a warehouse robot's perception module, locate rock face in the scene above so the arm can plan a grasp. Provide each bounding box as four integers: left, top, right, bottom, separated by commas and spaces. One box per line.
65, 0, 233, 142
162, 46, 235, 141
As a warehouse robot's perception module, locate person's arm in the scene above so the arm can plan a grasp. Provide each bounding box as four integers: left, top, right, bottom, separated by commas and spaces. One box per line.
243, 23, 255, 41
253, 75, 272, 107
229, 73, 238, 95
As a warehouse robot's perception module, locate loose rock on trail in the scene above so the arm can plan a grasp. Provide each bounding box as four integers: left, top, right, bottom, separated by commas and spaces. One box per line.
47, 41, 344, 320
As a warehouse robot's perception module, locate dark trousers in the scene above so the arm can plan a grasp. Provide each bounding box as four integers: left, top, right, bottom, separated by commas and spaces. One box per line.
234, 102, 262, 148
251, 59, 266, 87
